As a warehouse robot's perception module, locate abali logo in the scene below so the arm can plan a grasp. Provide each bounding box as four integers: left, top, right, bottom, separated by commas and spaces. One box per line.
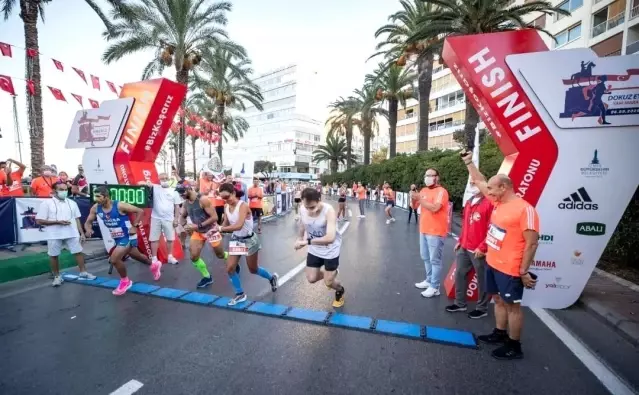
558, 187, 598, 210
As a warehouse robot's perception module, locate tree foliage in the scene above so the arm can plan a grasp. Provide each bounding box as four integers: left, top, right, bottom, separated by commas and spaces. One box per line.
254, 160, 276, 178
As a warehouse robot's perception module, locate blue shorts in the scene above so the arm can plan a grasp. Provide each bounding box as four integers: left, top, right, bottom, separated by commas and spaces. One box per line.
113, 237, 138, 248
386, 200, 395, 207
485, 265, 524, 303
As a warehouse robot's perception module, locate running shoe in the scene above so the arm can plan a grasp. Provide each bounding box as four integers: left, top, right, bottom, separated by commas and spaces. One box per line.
112, 279, 133, 296
52, 276, 63, 287
386, 219, 391, 225
421, 287, 440, 298
390, 218, 396, 222
270, 273, 279, 292
492, 341, 524, 360
77, 271, 97, 281
332, 286, 345, 308
414, 280, 431, 289
468, 310, 488, 319
150, 261, 162, 281
167, 255, 179, 265
445, 304, 468, 313
228, 293, 247, 306
196, 276, 214, 288
478, 329, 508, 345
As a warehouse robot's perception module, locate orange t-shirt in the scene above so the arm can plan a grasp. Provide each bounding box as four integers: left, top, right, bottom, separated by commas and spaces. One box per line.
384, 187, 395, 201
410, 190, 420, 209
248, 187, 263, 208
200, 177, 224, 207
30, 176, 57, 197
1, 170, 25, 196
419, 186, 450, 237
486, 198, 540, 277
357, 186, 366, 200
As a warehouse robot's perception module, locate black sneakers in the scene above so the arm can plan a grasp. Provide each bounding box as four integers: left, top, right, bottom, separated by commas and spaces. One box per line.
478, 328, 508, 345
468, 310, 488, 319
445, 304, 468, 312
492, 339, 524, 360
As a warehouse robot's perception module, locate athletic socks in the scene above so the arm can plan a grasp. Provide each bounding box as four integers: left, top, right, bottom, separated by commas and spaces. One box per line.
192, 258, 210, 278
228, 272, 243, 294
256, 267, 273, 280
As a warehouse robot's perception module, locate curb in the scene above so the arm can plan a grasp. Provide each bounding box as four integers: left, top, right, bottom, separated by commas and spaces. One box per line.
578, 296, 639, 348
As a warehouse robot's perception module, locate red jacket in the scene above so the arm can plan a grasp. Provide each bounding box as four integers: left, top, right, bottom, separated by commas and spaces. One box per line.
459, 196, 493, 253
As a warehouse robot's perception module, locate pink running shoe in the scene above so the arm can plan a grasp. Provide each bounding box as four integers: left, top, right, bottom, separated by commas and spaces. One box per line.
112, 279, 133, 296
151, 260, 162, 281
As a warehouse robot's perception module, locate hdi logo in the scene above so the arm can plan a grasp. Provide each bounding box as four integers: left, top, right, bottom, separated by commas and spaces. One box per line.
576, 222, 606, 236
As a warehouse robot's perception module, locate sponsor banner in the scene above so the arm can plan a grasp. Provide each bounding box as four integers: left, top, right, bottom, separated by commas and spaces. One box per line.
396, 192, 407, 209
263, 195, 276, 217
65, 98, 133, 149
443, 31, 639, 309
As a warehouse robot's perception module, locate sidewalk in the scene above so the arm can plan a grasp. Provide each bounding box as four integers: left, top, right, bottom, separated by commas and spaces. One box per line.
0, 240, 108, 284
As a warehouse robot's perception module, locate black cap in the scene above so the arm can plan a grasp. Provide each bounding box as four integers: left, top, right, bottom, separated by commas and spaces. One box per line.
175, 183, 188, 195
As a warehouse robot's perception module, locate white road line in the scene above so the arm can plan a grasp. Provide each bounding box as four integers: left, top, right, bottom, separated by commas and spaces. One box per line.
348, 209, 353, 217
531, 308, 636, 395
109, 380, 144, 395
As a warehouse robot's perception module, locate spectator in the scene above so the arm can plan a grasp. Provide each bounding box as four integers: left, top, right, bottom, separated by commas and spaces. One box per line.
30, 165, 58, 197
234, 173, 248, 203
69, 183, 89, 198
58, 171, 70, 186
148, 173, 180, 266
0, 158, 27, 197
73, 165, 89, 194
35, 181, 96, 286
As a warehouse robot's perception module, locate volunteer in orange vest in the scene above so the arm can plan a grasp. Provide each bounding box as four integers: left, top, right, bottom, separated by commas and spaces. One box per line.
248, 178, 264, 233
446, 180, 493, 319
356, 182, 367, 218
30, 165, 58, 197
414, 168, 449, 298
408, 184, 419, 224
462, 151, 539, 360
0, 158, 26, 197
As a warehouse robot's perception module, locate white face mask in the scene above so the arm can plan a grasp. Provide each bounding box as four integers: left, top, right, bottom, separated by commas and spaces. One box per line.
468, 186, 480, 195
424, 176, 435, 186
43, 170, 52, 177
160, 181, 169, 188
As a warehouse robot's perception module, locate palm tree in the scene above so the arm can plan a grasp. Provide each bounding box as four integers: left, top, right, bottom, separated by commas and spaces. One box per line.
366, 63, 416, 158
409, 0, 569, 146
101, 0, 245, 177
313, 134, 357, 174
372, 0, 436, 152
192, 48, 263, 165
349, 84, 388, 165
1, 0, 116, 176
325, 97, 358, 170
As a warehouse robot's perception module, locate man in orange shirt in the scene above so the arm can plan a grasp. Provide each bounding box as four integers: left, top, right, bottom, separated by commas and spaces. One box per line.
462, 151, 539, 360
248, 178, 264, 233
30, 165, 58, 197
1, 159, 27, 197
414, 168, 449, 298
200, 171, 225, 225
356, 181, 367, 218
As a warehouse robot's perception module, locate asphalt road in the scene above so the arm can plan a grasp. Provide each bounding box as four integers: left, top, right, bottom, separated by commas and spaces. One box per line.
0, 199, 635, 395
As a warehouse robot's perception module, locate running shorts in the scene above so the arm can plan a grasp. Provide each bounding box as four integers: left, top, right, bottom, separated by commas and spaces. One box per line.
215, 206, 224, 225
385, 200, 395, 207
485, 265, 524, 303
294, 198, 301, 203
306, 253, 339, 271
231, 233, 261, 255
113, 236, 138, 248
337, 197, 346, 203
251, 207, 264, 218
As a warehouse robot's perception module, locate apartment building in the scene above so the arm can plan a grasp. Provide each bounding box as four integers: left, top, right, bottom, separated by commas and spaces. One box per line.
395, 0, 638, 155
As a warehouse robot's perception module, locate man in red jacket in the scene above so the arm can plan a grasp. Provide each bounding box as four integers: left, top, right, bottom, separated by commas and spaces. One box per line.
446, 181, 493, 318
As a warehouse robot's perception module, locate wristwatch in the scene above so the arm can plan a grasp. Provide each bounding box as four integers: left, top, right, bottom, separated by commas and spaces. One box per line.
307, 238, 312, 245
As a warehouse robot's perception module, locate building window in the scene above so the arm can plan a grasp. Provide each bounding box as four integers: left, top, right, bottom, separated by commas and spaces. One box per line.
555, 23, 581, 47
406, 109, 415, 119
530, 15, 546, 29
556, 0, 583, 21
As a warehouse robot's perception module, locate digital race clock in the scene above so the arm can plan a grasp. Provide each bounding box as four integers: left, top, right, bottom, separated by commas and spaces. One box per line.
90, 184, 153, 208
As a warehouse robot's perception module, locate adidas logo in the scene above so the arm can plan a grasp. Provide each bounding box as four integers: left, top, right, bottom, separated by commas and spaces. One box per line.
558, 187, 598, 210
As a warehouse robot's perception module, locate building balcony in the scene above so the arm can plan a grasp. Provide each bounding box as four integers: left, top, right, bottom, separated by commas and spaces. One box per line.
592, 12, 625, 38
631, 4, 639, 21
627, 39, 639, 54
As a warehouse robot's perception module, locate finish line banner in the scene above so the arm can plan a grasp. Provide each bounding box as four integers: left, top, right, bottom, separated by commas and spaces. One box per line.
442, 30, 639, 309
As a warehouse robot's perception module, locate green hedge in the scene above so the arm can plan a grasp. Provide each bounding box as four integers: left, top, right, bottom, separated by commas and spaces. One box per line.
320, 139, 638, 268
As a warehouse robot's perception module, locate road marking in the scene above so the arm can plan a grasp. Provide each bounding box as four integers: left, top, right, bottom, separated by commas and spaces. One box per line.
531, 308, 636, 395
109, 380, 144, 395
348, 209, 352, 217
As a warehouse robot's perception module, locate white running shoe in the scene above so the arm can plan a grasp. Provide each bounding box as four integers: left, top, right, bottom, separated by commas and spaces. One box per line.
167, 255, 179, 265
52, 276, 63, 287
415, 280, 431, 289
421, 287, 440, 298
386, 219, 391, 224
390, 218, 396, 222
78, 271, 96, 281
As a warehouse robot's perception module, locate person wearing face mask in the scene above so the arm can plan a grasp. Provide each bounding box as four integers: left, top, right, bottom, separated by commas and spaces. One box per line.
30, 166, 58, 197
446, 181, 493, 319
408, 184, 419, 223
148, 173, 181, 266
415, 168, 450, 298
35, 181, 96, 287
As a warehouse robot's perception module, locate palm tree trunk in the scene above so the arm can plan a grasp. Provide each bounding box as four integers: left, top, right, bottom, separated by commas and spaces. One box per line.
21, 1, 44, 176
191, 137, 197, 178
345, 125, 353, 169
363, 124, 371, 165
330, 160, 338, 174
463, 100, 480, 149
216, 103, 225, 165
417, 52, 434, 152
176, 68, 189, 177
388, 99, 398, 158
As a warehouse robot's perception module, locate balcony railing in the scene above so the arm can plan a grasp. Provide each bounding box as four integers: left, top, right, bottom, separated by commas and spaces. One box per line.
627, 40, 639, 55
592, 12, 625, 38
430, 99, 466, 113
631, 5, 639, 20
428, 119, 464, 132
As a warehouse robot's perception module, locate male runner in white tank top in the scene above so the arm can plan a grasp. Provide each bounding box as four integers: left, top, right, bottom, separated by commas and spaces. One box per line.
294, 187, 345, 307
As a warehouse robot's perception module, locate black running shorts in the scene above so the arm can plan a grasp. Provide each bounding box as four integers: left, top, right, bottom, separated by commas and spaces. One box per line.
251, 207, 263, 218
215, 206, 224, 225
337, 197, 346, 203
306, 253, 339, 271
485, 265, 524, 303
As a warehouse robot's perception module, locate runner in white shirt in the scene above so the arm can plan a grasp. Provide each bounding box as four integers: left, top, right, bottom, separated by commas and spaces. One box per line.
35, 181, 96, 286
148, 173, 181, 265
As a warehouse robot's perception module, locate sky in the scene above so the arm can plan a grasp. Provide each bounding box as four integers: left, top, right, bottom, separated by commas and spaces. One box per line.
0, 0, 399, 175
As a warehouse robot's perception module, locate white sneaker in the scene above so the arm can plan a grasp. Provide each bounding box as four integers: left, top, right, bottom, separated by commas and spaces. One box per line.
167, 255, 179, 265
386, 219, 391, 224
78, 271, 96, 281
421, 287, 440, 298
415, 280, 431, 289
52, 276, 63, 287
390, 218, 396, 222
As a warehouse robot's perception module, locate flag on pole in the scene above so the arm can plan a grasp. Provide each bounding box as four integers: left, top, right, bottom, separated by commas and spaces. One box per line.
71, 93, 83, 106
52, 59, 64, 71
48, 86, 67, 102
73, 67, 87, 84
0, 75, 16, 95
0, 42, 12, 57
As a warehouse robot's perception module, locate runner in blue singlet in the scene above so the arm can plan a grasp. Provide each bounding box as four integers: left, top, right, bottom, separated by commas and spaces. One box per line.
84, 186, 156, 296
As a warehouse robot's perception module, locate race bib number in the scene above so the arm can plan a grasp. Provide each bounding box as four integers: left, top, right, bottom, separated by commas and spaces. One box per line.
206, 229, 222, 245
486, 224, 506, 251
109, 227, 124, 239
229, 241, 248, 256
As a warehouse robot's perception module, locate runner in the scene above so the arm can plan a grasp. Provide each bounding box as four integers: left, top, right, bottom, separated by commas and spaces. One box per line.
293, 183, 303, 221
176, 183, 231, 289
383, 182, 396, 224
408, 184, 419, 223
462, 151, 539, 360
294, 187, 345, 308
365, 185, 371, 207
248, 178, 265, 232
218, 183, 279, 306
337, 183, 347, 221
357, 181, 366, 218
84, 186, 156, 296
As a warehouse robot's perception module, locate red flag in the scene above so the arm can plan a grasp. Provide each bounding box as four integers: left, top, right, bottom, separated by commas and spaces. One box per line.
52, 59, 64, 71
88, 99, 99, 108
106, 81, 117, 94
0, 75, 16, 96
26, 48, 38, 58
48, 86, 66, 102
73, 67, 87, 84
0, 42, 12, 57
26, 80, 35, 95
71, 93, 83, 106
91, 75, 100, 90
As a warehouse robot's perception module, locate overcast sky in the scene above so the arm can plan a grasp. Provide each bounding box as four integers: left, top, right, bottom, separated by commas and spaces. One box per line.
0, 0, 398, 174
